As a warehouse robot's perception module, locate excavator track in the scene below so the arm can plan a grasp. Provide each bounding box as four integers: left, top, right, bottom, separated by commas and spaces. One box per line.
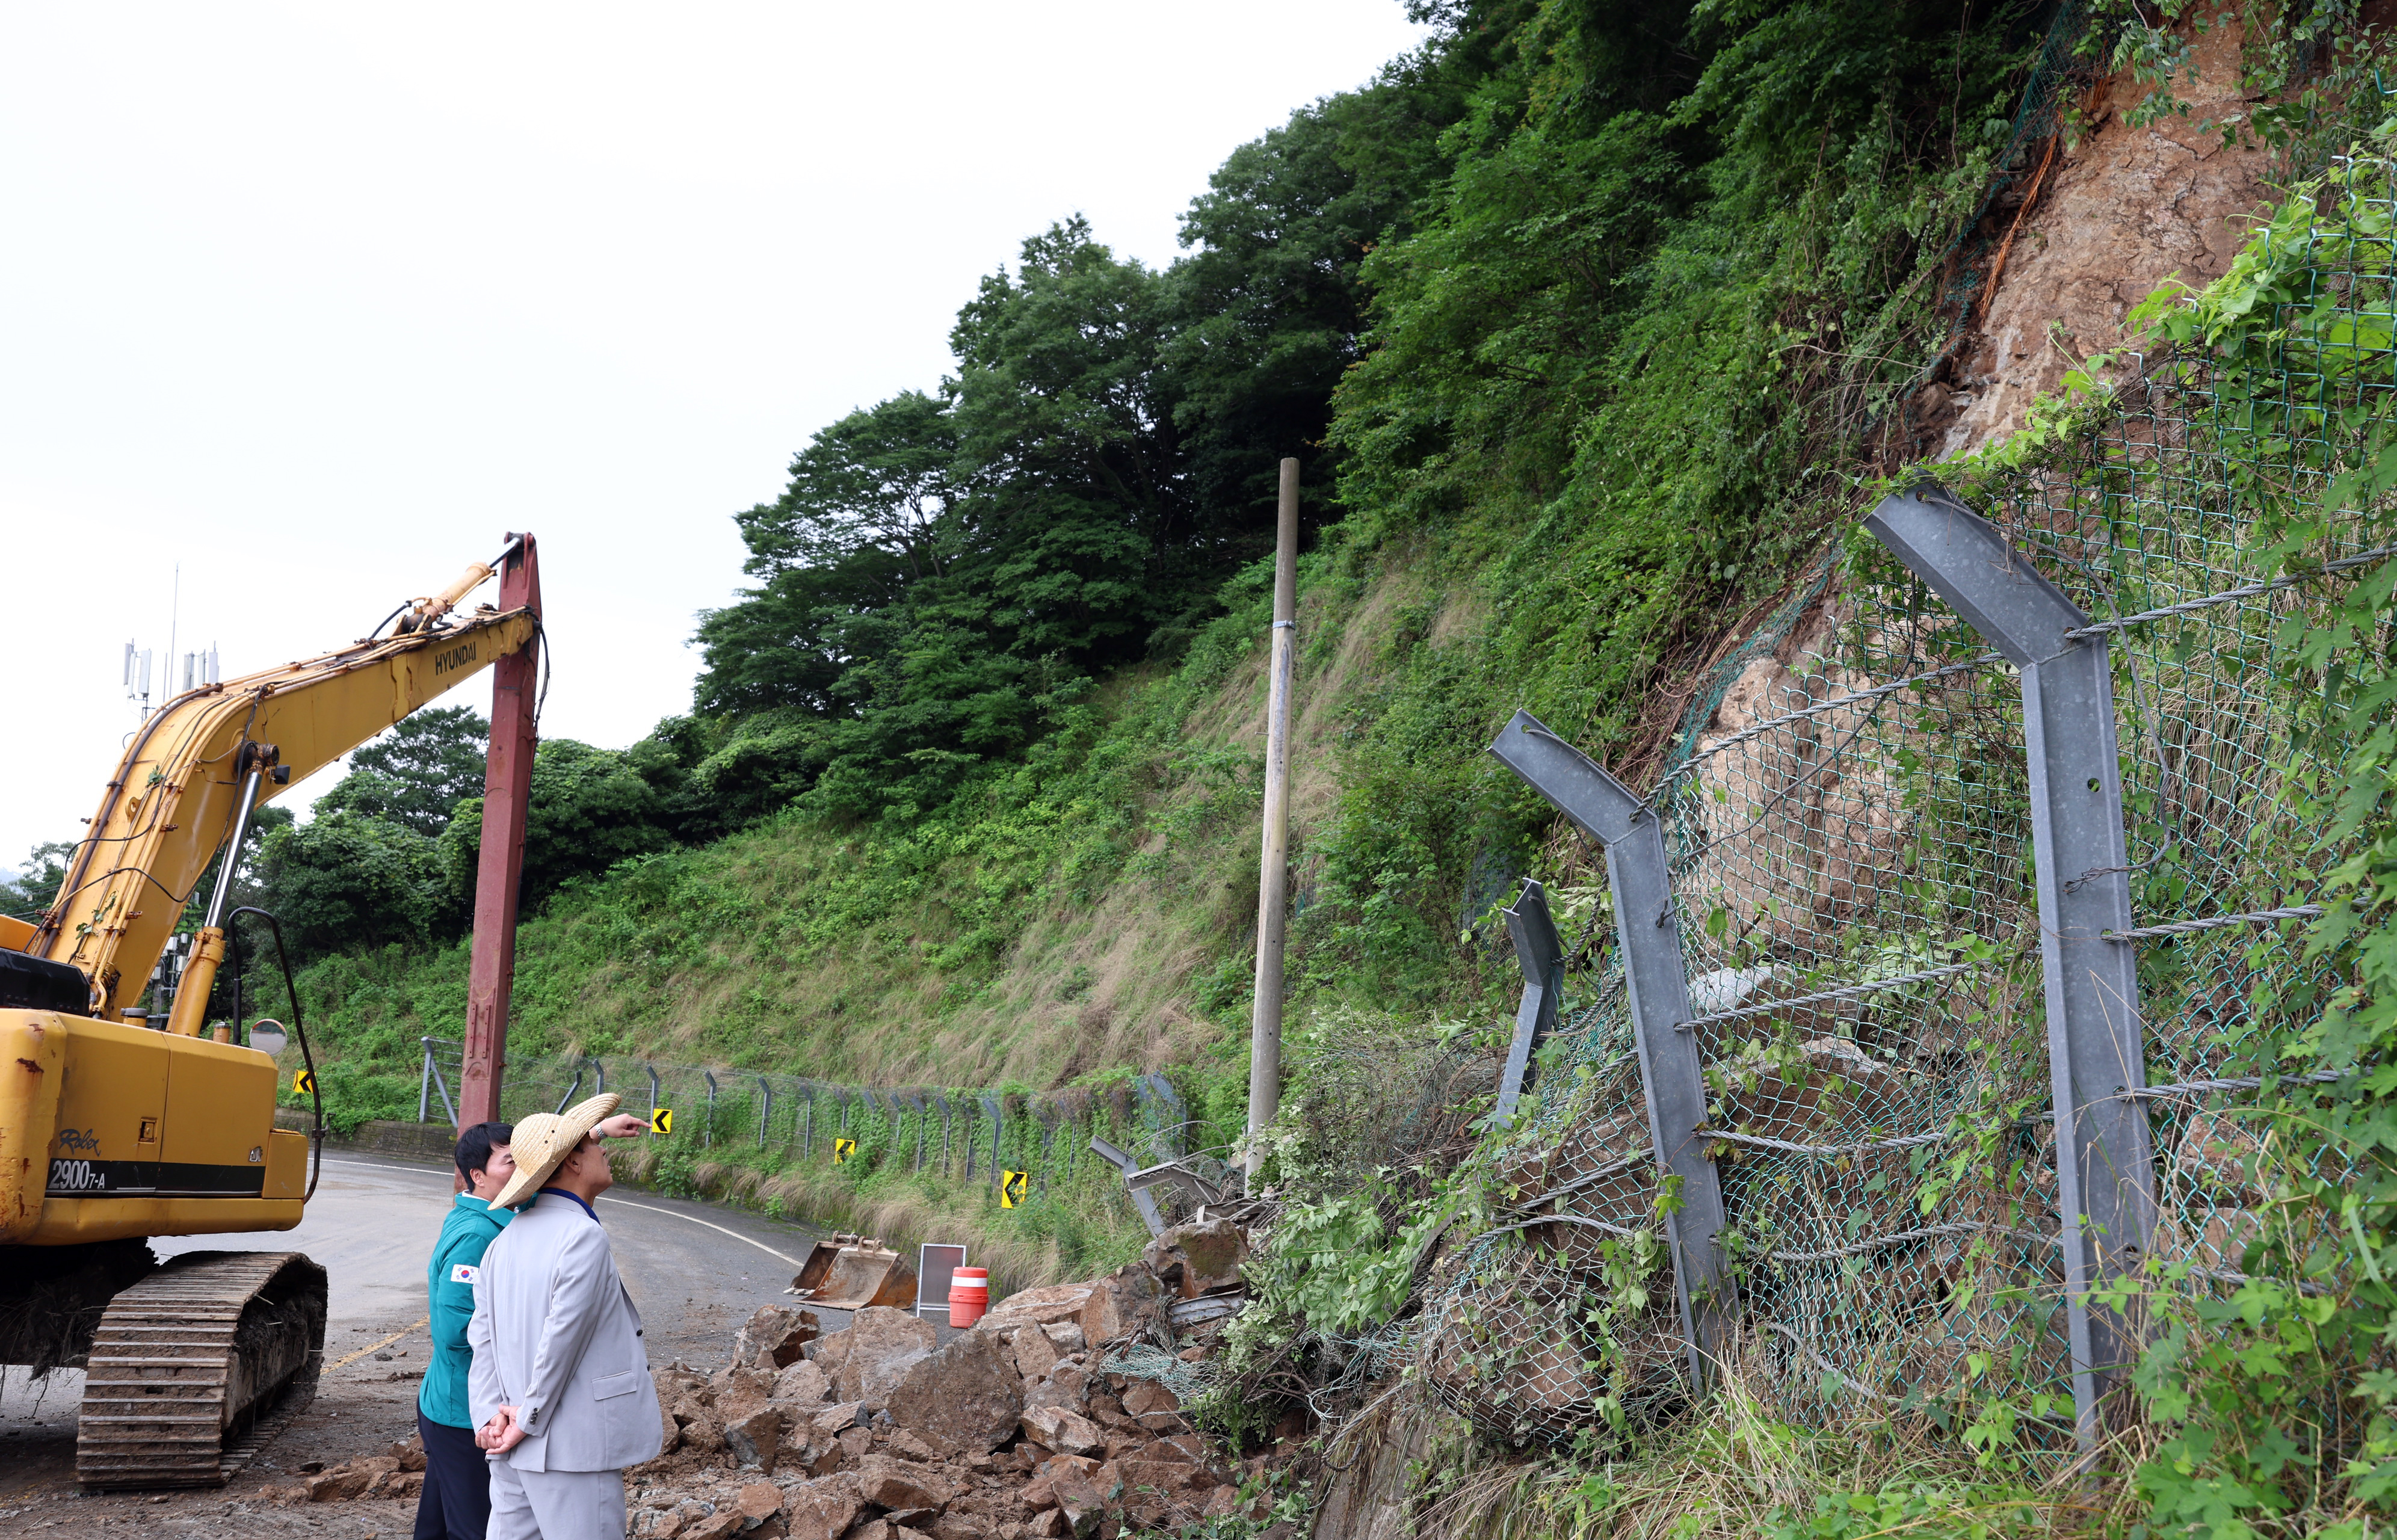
76, 1251, 327, 1491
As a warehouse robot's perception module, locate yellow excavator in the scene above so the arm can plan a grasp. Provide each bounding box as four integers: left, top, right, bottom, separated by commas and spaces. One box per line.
0, 535, 542, 1490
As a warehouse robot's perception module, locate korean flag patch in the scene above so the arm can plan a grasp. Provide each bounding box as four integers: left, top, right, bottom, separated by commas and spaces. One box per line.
449, 1263, 480, 1286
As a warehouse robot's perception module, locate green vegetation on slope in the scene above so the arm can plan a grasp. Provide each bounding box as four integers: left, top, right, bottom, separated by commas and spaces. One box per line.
261, 0, 2061, 1104
195, 0, 2397, 1533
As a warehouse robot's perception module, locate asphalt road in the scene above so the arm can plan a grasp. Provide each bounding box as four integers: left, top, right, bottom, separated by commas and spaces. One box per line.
0, 1152, 880, 1533
155, 1152, 860, 1363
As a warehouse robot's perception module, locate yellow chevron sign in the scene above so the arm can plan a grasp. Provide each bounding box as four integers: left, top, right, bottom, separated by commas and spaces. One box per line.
1000, 1170, 1028, 1208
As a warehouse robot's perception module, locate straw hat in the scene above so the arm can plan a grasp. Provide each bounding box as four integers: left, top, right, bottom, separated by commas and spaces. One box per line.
490, 1093, 622, 1209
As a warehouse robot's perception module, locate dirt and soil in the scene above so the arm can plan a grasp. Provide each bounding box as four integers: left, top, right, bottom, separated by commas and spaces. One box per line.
1931, 13, 2277, 456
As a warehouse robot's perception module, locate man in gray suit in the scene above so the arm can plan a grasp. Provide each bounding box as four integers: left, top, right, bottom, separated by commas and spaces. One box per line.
469, 1094, 662, 1539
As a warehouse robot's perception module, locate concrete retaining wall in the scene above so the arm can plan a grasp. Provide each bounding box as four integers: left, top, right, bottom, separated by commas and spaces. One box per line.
274, 1108, 457, 1162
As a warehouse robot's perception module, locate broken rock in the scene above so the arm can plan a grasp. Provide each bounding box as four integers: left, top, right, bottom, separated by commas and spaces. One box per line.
1078, 1263, 1165, 1346
886, 1328, 1025, 1456
809, 1305, 937, 1408
855, 1452, 957, 1512
887, 1428, 940, 1463
304, 1467, 372, 1503
714, 1364, 779, 1421
974, 1280, 1097, 1335
1010, 1322, 1061, 1381
1143, 1218, 1249, 1299
724, 1405, 782, 1470
781, 1472, 863, 1540
1023, 1361, 1090, 1414
770, 1357, 830, 1408
1121, 1379, 1179, 1418
1019, 1404, 1104, 1457
735, 1482, 783, 1524
733, 1304, 822, 1370
1049, 1470, 1110, 1537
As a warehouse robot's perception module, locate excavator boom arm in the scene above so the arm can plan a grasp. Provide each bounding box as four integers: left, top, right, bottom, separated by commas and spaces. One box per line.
27, 579, 538, 1018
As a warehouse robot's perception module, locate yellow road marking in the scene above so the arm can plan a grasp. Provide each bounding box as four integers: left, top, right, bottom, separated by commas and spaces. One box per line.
329, 1317, 428, 1371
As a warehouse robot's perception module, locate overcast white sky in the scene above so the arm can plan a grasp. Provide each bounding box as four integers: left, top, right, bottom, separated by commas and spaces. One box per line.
0, 2, 1425, 869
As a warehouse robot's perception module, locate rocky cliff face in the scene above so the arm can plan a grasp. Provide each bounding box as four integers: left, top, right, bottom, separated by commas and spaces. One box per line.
1933, 15, 2274, 457
1705, 14, 2286, 828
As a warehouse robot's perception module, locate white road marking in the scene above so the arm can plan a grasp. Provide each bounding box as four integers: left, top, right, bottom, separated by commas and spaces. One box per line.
314, 1157, 810, 1269
594, 1197, 809, 1269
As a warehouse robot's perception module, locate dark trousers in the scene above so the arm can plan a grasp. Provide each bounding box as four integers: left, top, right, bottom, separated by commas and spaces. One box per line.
415, 1410, 492, 1540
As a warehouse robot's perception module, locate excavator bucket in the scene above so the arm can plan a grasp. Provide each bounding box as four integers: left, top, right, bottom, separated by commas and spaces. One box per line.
789, 1236, 917, 1311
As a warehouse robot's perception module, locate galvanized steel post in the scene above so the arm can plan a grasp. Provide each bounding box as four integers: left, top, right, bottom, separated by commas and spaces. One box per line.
1488, 710, 1732, 1389
423, 1042, 457, 1127
1866, 484, 2157, 1456
1494, 878, 1565, 1124
1141, 1072, 1186, 1162
1033, 1104, 1059, 1197
758, 1076, 773, 1146
1090, 1135, 1169, 1237
981, 1093, 1004, 1187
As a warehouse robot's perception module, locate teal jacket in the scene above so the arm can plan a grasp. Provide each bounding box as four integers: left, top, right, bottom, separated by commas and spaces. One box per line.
421, 1192, 513, 1428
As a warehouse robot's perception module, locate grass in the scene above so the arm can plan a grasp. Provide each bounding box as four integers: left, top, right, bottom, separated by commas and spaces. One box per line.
609, 1127, 1155, 1300
1321, 1376, 2118, 1540
270, 537, 1535, 1145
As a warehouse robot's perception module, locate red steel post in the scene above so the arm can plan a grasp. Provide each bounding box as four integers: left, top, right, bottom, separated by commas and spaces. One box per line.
457, 534, 540, 1129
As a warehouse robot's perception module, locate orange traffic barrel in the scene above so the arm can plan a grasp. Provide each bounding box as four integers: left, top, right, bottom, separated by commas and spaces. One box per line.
949, 1267, 989, 1327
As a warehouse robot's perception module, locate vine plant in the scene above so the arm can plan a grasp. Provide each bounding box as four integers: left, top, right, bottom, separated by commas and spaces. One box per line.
1939, 135, 2397, 1535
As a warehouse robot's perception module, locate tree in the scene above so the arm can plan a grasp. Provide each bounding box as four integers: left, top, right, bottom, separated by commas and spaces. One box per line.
251, 810, 448, 958
735, 390, 957, 585
1, 841, 74, 919
1164, 74, 1472, 582
945, 217, 1191, 662
440, 739, 677, 914
316, 706, 490, 838
695, 395, 955, 723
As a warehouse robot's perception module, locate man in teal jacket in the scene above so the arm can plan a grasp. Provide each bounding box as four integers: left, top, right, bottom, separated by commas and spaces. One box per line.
416, 1122, 517, 1540
418, 1113, 650, 1540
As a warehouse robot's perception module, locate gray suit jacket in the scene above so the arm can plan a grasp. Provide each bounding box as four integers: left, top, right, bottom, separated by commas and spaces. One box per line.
468, 1190, 662, 1474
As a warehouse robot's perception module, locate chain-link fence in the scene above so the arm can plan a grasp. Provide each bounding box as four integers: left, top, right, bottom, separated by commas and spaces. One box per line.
1418, 146, 2397, 1456
418, 1040, 1207, 1230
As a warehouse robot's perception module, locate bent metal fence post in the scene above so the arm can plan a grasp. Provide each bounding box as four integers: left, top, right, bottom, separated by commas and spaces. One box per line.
1489, 710, 1733, 1388
1494, 879, 1564, 1126
418, 1036, 460, 1126
1868, 484, 2158, 1455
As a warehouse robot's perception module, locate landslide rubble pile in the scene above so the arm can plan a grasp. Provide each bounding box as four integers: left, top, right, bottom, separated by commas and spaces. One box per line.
266, 1220, 1262, 1540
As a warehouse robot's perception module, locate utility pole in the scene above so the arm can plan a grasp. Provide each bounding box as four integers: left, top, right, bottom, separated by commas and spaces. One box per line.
1246, 459, 1299, 1180
458, 534, 541, 1129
